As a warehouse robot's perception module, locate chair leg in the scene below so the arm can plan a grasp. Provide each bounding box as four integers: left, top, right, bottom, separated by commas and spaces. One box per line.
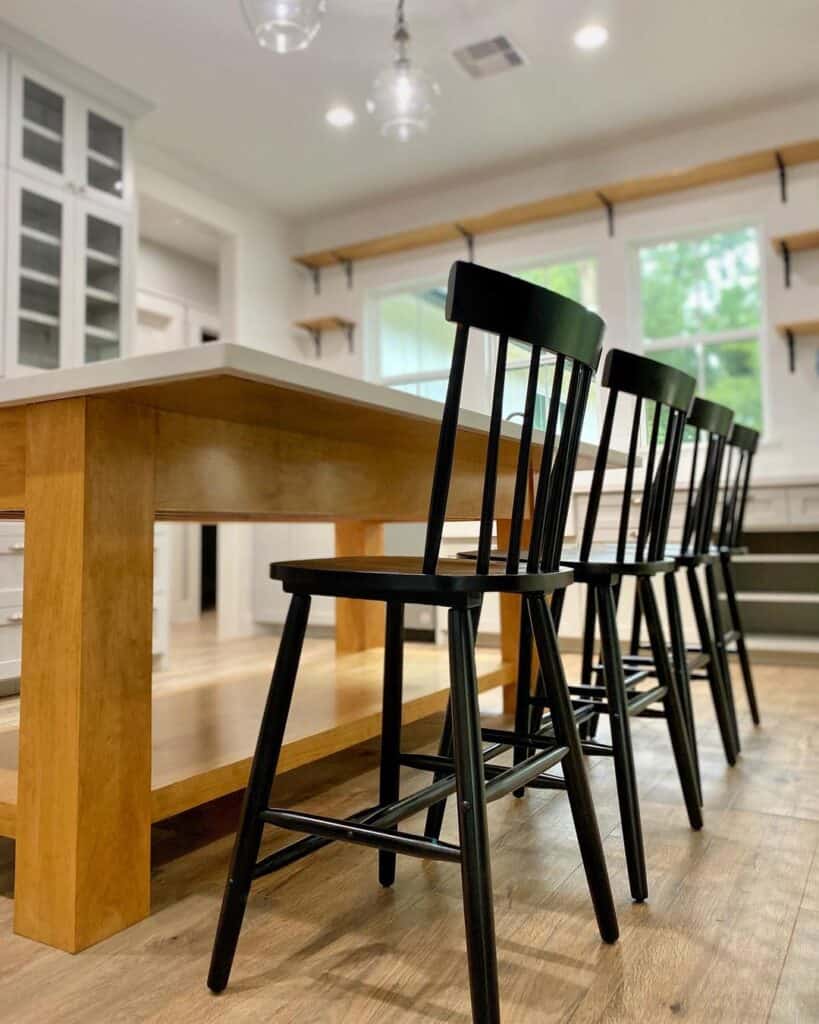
629, 582, 643, 657
423, 702, 452, 842
379, 601, 404, 887
449, 606, 501, 1024
423, 604, 482, 840
596, 582, 648, 902
705, 560, 741, 750
580, 586, 600, 740
720, 552, 761, 725
639, 578, 703, 831
528, 595, 619, 944
513, 605, 533, 797
208, 592, 311, 993
664, 571, 702, 805
687, 566, 738, 765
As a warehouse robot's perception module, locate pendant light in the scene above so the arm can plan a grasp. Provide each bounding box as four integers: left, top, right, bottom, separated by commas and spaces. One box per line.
241, 0, 326, 54
367, 0, 439, 141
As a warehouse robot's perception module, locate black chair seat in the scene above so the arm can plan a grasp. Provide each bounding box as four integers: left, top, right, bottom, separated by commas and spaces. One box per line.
561, 551, 674, 579
272, 556, 574, 601
456, 546, 673, 578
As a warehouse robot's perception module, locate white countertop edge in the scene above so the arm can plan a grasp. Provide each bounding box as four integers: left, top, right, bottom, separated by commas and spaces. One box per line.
0, 342, 609, 464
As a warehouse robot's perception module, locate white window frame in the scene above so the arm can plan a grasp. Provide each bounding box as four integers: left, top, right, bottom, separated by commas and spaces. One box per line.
633, 220, 768, 437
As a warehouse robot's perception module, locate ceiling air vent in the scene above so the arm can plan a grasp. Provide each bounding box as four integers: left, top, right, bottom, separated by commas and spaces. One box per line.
453, 36, 526, 79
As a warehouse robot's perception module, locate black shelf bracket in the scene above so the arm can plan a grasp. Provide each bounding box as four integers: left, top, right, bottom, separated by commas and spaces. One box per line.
455, 224, 475, 262
775, 151, 787, 203
344, 322, 355, 353
780, 240, 792, 288
786, 328, 795, 373
330, 253, 354, 289
596, 192, 615, 237
308, 328, 323, 358
311, 266, 321, 296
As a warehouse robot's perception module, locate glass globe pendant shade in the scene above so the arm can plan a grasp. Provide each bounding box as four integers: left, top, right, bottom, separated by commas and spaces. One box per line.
241, 0, 326, 54
367, 59, 439, 141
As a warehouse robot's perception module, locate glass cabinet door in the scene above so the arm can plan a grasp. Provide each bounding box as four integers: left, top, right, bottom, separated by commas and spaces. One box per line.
86, 111, 124, 199
5, 176, 72, 374
83, 106, 128, 205
11, 62, 70, 188
79, 205, 127, 363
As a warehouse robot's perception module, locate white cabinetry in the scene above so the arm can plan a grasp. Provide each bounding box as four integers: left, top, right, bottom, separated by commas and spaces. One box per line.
9, 58, 132, 206
2, 57, 135, 376
0, 47, 166, 674
0, 522, 171, 693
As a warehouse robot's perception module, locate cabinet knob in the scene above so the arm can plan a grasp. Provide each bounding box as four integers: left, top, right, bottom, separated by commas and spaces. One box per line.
7, 543, 24, 553
3, 612, 22, 626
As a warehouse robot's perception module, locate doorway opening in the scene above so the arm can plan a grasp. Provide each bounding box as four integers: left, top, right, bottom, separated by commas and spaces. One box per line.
201, 525, 217, 612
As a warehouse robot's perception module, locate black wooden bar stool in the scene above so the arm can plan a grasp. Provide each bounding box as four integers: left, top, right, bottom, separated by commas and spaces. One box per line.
626, 397, 740, 787
207, 261, 619, 1024
446, 349, 704, 904
714, 422, 761, 727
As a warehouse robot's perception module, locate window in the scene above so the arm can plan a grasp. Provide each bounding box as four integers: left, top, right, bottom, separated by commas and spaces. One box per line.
503, 260, 597, 437
638, 227, 763, 430
371, 257, 598, 440
373, 284, 451, 402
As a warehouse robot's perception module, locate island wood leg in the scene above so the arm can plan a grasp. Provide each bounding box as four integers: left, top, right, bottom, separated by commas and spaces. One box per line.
497, 518, 536, 714
334, 521, 385, 654
15, 397, 156, 952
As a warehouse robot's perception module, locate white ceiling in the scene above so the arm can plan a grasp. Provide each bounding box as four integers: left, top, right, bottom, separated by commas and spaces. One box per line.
2, 0, 819, 219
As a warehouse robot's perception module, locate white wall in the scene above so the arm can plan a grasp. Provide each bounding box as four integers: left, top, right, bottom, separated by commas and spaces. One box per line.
136, 150, 302, 639
136, 149, 299, 358
292, 92, 819, 482
137, 239, 219, 310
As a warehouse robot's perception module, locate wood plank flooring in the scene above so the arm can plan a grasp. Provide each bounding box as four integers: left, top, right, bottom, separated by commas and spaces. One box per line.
0, 651, 817, 1022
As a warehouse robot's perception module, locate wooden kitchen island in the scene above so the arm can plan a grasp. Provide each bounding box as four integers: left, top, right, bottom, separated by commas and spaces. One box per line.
0, 342, 614, 953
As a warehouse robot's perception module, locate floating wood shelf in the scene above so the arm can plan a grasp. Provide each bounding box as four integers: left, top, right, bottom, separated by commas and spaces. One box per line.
294, 316, 356, 357
771, 229, 819, 287
294, 137, 819, 282
777, 320, 819, 372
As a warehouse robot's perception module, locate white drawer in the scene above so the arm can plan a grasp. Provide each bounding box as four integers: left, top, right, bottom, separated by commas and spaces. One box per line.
743, 488, 789, 530
787, 486, 819, 528
0, 601, 23, 681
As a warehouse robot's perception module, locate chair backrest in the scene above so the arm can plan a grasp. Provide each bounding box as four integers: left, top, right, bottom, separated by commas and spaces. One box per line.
422, 260, 604, 576
579, 349, 696, 564
717, 422, 759, 549
677, 397, 734, 558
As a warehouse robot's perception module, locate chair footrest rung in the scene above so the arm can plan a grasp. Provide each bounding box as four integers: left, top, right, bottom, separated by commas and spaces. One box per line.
485, 746, 569, 803
401, 743, 569, 801
260, 808, 461, 863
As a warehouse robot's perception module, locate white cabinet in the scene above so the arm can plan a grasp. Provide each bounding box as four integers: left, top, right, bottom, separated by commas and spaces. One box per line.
76, 197, 132, 364
4, 173, 73, 374
8, 59, 132, 206
0, 522, 172, 691
134, 290, 220, 356
0, 51, 8, 167
187, 306, 221, 346
135, 290, 186, 354
4, 172, 132, 374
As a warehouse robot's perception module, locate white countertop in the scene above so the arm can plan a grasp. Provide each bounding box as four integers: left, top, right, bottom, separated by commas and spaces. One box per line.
0, 342, 617, 466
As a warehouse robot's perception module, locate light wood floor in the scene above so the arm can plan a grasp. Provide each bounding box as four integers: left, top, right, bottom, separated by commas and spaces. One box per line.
0, 645, 817, 1022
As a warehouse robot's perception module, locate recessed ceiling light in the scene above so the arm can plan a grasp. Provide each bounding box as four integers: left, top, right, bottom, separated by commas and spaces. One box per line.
326, 105, 356, 129
574, 23, 609, 50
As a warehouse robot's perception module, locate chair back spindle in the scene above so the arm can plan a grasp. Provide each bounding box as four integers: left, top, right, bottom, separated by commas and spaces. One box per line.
422, 260, 604, 576
676, 397, 734, 559
717, 422, 759, 550
578, 349, 696, 564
